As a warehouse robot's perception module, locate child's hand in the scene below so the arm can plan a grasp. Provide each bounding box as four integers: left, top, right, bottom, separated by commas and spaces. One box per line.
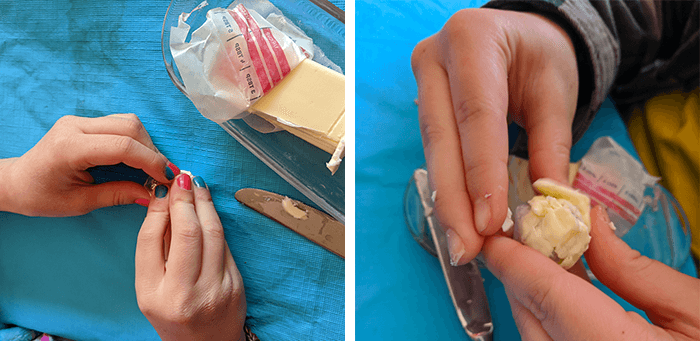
411, 9, 579, 265
483, 206, 700, 340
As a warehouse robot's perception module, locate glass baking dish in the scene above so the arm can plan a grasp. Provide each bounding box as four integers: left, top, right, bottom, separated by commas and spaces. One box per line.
162, 0, 345, 222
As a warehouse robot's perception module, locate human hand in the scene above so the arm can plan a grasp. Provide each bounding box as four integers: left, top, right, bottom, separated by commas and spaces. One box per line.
411, 9, 579, 265
0, 114, 179, 217
135, 173, 247, 341
482, 205, 700, 340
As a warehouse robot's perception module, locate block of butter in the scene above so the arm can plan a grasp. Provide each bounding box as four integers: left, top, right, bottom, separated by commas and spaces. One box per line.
248, 59, 345, 173
514, 179, 591, 269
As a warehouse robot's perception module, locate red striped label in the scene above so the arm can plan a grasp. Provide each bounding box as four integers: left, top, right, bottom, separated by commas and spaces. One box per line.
230, 7, 271, 93
237, 5, 283, 86
573, 174, 637, 224
575, 173, 641, 215
262, 27, 291, 77
598, 186, 641, 215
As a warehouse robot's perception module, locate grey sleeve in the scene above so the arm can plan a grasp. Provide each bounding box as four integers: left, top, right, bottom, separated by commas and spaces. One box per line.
483, 0, 699, 157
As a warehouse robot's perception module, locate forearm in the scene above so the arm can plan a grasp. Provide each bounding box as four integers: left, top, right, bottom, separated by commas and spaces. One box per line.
0, 157, 18, 213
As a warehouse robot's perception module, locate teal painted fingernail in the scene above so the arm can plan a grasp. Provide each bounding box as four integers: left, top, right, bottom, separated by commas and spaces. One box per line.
165, 165, 175, 181
192, 176, 207, 189
155, 185, 168, 198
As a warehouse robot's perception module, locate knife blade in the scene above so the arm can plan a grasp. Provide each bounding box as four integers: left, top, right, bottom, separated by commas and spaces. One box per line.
413, 169, 493, 341
235, 188, 344, 259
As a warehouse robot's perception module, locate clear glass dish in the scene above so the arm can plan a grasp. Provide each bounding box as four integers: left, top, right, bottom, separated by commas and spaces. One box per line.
404, 165, 692, 271
162, 0, 345, 222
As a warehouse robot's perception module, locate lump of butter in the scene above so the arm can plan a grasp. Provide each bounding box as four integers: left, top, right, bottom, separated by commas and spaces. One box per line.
533, 178, 590, 228
282, 196, 308, 220
514, 179, 591, 269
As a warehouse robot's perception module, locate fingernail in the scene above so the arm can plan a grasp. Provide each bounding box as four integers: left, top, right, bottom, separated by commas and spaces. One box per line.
165, 162, 180, 181
446, 228, 467, 266
192, 175, 207, 189
134, 198, 150, 207
594, 205, 617, 234
155, 185, 168, 198
474, 199, 491, 234
177, 173, 191, 190
598, 205, 611, 223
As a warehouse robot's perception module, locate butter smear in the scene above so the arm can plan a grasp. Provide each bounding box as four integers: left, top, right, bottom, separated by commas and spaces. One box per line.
282, 197, 308, 220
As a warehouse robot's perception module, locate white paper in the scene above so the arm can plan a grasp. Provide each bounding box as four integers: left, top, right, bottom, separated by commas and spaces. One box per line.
170, 4, 307, 123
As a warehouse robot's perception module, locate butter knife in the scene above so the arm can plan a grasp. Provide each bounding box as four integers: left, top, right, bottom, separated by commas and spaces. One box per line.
235, 188, 344, 259
413, 169, 493, 341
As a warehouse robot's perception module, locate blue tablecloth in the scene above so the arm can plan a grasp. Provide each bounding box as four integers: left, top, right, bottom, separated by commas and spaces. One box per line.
0, 1, 344, 340
355, 1, 696, 340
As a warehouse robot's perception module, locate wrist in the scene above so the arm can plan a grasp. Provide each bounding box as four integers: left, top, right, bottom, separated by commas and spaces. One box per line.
0, 158, 18, 213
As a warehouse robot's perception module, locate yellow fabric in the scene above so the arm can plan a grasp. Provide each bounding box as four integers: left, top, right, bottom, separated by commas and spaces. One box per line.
627, 90, 700, 261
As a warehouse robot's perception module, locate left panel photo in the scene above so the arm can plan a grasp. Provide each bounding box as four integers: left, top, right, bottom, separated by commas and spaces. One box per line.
0, 0, 345, 340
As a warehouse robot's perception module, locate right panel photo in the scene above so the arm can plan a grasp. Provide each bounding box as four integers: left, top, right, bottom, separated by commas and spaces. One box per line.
355, 0, 699, 340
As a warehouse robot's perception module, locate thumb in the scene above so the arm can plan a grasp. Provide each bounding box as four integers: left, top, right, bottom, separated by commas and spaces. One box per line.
82, 181, 151, 210
482, 234, 660, 341
585, 205, 700, 337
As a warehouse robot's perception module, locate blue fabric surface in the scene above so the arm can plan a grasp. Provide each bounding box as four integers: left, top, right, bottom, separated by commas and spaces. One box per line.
355, 1, 695, 340
0, 1, 344, 340
330, 0, 344, 11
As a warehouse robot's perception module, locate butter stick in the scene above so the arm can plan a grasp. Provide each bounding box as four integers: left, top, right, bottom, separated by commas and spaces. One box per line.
249, 59, 345, 167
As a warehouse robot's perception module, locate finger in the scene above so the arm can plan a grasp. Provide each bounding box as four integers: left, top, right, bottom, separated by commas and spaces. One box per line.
164, 225, 172, 262
222, 241, 246, 319
523, 91, 574, 185
412, 37, 483, 265
439, 11, 510, 237
514, 14, 578, 186
135, 184, 170, 291
567, 259, 591, 283
73, 114, 158, 151
223, 238, 244, 296
585, 205, 700, 337
71, 134, 176, 183
79, 180, 151, 211
505, 288, 553, 341
192, 176, 227, 280
166, 173, 202, 286
482, 234, 662, 341
223, 241, 241, 280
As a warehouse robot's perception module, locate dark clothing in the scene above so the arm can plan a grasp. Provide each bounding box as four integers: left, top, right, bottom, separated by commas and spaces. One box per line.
484, 0, 699, 157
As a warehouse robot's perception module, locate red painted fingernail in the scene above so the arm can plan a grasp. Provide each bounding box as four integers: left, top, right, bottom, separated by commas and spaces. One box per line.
134, 198, 150, 207
177, 173, 191, 190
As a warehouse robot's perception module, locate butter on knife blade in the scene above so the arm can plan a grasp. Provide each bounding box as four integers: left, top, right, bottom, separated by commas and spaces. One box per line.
235, 188, 344, 259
